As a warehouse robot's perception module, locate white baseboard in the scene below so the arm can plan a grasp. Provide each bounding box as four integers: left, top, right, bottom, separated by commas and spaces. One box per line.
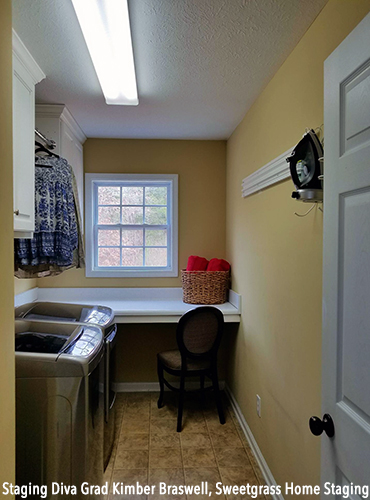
225, 384, 284, 500
114, 380, 226, 393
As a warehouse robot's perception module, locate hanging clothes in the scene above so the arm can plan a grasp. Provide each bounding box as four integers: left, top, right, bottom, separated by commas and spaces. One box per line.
14, 155, 85, 278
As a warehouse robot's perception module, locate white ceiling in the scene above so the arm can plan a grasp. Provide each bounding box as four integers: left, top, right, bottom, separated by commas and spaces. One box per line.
12, 0, 327, 140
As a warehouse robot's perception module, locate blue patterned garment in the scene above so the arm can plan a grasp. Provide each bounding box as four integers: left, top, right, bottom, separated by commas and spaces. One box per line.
14, 155, 80, 276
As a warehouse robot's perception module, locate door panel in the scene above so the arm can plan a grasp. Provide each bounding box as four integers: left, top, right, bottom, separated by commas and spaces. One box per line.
340, 189, 370, 418
341, 59, 370, 154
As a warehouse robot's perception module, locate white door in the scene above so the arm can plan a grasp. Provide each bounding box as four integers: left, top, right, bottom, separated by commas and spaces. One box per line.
322, 11, 370, 495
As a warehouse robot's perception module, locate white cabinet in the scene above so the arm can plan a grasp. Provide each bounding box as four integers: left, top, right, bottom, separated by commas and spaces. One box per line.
35, 105, 86, 228
12, 30, 45, 238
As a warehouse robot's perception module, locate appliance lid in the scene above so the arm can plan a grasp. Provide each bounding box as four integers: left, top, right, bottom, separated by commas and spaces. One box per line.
15, 320, 103, 360
15, 302, 114, 327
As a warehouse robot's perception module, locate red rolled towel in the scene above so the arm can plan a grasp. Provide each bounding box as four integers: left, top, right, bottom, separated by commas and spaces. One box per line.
207, 258, 231, 272
186, 255, 209, 271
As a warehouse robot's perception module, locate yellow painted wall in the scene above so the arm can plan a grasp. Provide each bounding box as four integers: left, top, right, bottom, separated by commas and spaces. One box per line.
14, 278, 37, 295
225, 0, 370, 493
39, 139, 226, 288
0, 0, 16, 488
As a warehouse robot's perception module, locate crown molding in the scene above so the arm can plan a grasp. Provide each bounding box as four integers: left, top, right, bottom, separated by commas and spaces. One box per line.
35, 104, 87, 144
12, 30, 45, 84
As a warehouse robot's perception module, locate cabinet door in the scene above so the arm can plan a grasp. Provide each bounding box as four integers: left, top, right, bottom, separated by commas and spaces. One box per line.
13, 56, 35, 236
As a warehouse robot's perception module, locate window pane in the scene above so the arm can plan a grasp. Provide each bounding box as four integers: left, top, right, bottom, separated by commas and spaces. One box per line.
122, 207, 143, 224
98, 229, 120, 246
145, 207, 167, 225
145, 186, 167, 206
145, 229, 167, 247
122, 229, 143, 247
98, 207, 120, 224
98, 186, 120, 205
145, 248, 167, 266
122, 186, 143, 205
98, 248, 120, 266
122, 248, 143, 266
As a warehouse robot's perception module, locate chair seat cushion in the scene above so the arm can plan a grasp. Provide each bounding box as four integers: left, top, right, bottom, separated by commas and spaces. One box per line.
158, 350, 210, 371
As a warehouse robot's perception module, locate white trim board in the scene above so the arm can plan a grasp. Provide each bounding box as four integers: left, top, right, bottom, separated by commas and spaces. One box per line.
224, 385, 284, 500
242, 146, 293, 198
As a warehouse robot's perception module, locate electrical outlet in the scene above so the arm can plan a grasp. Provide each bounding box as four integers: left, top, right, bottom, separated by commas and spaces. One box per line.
256, 394, 261, 418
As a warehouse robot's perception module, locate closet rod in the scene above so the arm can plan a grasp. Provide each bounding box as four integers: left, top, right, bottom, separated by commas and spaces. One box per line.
35, 128, 57, 150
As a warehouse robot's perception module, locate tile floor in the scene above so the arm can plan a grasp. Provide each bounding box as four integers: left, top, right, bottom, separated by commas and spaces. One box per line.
104, 391, 270, 500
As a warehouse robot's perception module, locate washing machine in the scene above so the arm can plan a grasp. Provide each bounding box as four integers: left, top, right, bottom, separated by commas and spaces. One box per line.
15, 302, 117, 470
15, 319, 105, 498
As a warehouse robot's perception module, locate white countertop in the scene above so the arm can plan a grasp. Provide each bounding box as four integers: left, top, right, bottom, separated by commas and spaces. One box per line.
15, 287, 241, 323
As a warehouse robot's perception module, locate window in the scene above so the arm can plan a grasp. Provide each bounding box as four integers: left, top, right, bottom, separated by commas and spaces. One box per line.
85, 174, 178, 277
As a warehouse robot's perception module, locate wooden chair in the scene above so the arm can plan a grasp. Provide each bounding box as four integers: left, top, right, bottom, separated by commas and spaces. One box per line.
157, 306, 225, 432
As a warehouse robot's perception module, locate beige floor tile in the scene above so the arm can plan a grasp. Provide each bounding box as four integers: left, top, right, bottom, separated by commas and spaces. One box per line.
247, 452, 266, 486
125, 394, 151, 411
151, 404, 178, 420
149, 448, 182, 468
150, 392, 160, 402
183, 410, 207, 422
151, 392, 178, 408
205, 418, 236, 434
151, 419, 178, 435
114, 449, 149, 469
184, 467, 225, 500
180, 418, 207, 433
121, 417, 150, 434
115, 407, 124, 434
103, 461, 113, 485
119, 434, 149, 450
209, 429, 243, 448
219, 465, 258, 484
109, 468, 148, 500
203, 406, 232, 420
148, 468, 185, 500
125, 405, 151, 419
218, 467, 261, 500
180, 432, 212, 448
115, 393, 127, 409
182, 448, 217, 468
150, 433, 181, 449
124, 392, 151, 403
214, 448, 251, 468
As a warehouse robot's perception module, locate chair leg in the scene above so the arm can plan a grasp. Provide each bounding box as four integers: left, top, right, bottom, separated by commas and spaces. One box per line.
157, 358, 165, 409
177, 373, 185, 432
211, 364, 225, 425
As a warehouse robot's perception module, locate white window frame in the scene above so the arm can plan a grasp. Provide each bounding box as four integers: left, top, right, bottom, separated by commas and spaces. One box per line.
85, 173, 178, 278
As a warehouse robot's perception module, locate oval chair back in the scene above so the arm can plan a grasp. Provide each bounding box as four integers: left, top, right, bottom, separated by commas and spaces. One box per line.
176, 306, 224, 364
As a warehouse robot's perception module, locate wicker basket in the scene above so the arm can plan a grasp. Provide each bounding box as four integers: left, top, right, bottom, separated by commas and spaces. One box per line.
181, 269, 230, 304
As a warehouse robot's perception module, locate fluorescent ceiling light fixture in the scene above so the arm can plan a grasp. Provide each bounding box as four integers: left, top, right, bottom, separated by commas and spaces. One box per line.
71, 0, 138, 105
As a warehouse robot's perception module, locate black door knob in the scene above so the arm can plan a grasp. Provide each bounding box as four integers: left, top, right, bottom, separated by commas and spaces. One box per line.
309, 413, 335, 438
